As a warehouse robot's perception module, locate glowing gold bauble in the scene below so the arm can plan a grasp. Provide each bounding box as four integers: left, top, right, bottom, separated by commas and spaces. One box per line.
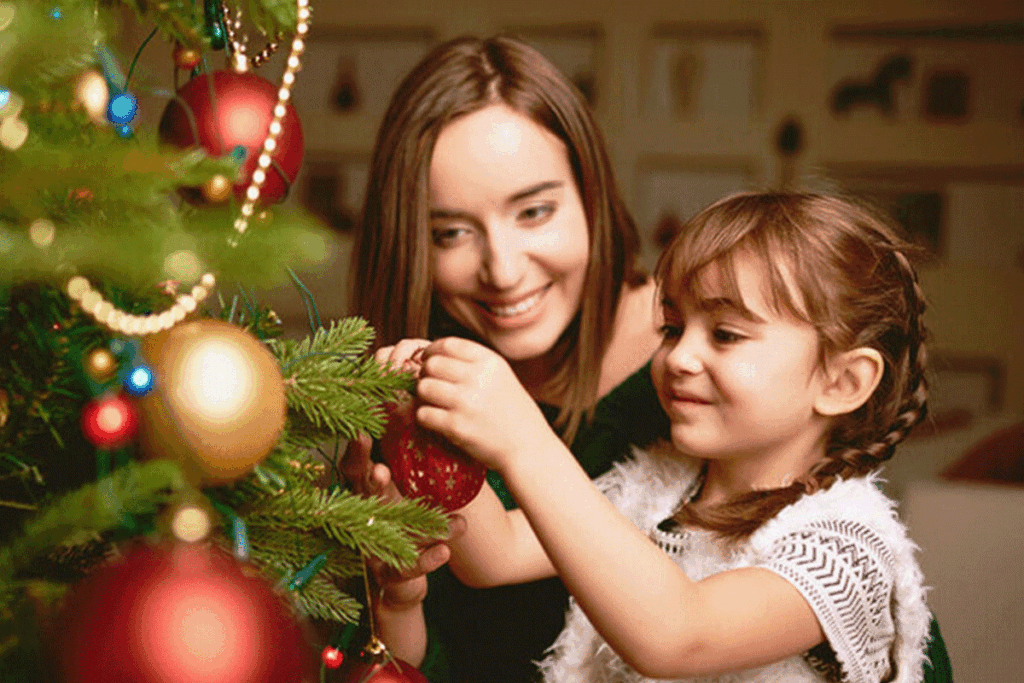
74, 70, 109, 126
201, 174, 232, 203
138, 319, 286, 485
85, 347, 118, 382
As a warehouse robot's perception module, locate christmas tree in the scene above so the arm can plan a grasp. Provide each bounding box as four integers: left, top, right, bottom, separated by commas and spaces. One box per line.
0, 1, 448, 680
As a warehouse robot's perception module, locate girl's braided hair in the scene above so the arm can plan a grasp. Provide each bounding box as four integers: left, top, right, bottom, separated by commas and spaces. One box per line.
658, 192, 929, 540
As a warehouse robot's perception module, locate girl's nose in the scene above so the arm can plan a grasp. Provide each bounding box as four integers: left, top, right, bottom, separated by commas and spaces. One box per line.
665, 334, 703, 375
480, 230, 526, 290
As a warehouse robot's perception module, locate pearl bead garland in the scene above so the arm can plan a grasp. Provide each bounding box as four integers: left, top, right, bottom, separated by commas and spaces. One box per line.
227, 0, 310, 246
66, 273, 216, 336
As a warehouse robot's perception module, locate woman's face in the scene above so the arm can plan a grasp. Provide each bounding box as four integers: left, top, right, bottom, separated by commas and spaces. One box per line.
428, 103, 590, 363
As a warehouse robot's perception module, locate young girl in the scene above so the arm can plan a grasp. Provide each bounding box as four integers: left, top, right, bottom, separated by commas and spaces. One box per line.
407, 191, 933, 682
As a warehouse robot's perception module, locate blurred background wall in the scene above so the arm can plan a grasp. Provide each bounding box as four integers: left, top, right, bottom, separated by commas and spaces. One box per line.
125, 1, 1023, 680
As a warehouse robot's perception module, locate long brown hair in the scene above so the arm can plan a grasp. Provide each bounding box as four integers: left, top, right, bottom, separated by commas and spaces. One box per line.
349, 35, 645, 441
657, 192, 929, 540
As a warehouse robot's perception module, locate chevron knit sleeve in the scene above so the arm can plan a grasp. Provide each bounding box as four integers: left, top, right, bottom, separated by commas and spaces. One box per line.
760, 518, 898, 683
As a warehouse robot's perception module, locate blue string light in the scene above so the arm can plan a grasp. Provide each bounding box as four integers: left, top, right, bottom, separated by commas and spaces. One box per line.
232, 517, 249, 560
122, 365, 154, 396
0, 89, 10, 109
50, 7, 62, 20
107, 91, 138, 125
116, 123, 133, 138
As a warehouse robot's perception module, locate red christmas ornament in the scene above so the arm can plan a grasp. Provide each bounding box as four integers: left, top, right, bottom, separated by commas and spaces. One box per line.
55, 542, 316, 683
322, 645, 344, 669
157, 69, 304, 204
81, 393, 138, 448
377, 400, 486, 512
336, 649, 428, 683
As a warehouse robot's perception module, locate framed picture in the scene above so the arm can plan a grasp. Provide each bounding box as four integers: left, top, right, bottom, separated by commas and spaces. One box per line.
828, 24, 1024, 123
261, 27, 435, 121
505, 25, 603, 106
642, 25, 762, 122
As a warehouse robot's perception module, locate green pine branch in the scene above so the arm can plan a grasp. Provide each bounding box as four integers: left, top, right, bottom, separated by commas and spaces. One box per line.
245, 487, 448, 571
270, 319, 416, 441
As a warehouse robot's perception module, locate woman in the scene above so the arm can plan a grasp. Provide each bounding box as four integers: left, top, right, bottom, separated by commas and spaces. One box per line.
343, 35, 951, 683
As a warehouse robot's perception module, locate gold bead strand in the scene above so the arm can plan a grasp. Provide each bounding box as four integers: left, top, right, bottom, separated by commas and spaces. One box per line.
229, 0, 310, 245
66, 273, 216, 337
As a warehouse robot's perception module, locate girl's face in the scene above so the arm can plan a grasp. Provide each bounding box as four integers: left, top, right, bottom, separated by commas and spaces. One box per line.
428, 104, 590, 363
651, 252, 831, 465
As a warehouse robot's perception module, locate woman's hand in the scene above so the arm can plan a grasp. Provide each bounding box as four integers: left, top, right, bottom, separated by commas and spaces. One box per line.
415, 337, 560, 473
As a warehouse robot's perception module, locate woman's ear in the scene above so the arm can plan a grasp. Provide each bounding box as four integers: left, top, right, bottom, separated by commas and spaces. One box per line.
814, 347, 884, 417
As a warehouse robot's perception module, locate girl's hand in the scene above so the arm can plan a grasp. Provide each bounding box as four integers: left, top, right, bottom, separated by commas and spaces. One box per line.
375, 338, 431, 376
415, 337, 559, 472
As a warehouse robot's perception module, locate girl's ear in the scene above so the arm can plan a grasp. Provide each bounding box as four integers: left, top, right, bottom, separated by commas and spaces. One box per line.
814, 347, 884, 417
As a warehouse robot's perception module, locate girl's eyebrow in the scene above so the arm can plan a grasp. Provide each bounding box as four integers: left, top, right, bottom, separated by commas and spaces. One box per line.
699, 296, 766, 323
661, 295, 765, 323
429, 181, 563, 221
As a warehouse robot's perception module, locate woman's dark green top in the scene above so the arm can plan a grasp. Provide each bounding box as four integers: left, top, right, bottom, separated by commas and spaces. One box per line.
419, 362, 953, 683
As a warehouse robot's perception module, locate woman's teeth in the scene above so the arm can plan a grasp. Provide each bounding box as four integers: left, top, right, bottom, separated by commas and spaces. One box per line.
489, 290, 543, 316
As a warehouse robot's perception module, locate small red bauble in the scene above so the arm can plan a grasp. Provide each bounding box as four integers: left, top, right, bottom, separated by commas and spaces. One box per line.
322, 645, 345, 669
172, 44, 202, 71
158, 69, 304, 204
55, 543, 316, 683
378, 400, 486, 512
81, 393, 138, 448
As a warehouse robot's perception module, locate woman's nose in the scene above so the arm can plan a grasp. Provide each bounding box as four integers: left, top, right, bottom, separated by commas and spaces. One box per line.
480, 230, 526, 290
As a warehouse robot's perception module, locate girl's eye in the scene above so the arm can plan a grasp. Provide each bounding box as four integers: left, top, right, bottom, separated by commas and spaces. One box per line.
712, 328, 743, 344
431, 225, 470, 248
659, 324, 682, 341
518, 203, 554, 225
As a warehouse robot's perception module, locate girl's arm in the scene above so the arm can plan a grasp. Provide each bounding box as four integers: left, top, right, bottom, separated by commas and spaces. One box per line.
417, 337, 826, 678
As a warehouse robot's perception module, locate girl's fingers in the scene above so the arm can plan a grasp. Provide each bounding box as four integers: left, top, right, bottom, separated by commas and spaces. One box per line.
416, 377, 461, 410
340, 433, 374, 492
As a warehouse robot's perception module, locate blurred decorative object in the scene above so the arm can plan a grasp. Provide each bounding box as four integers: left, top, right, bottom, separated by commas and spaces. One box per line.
922, 69, 970, 122
137, 319, 287, 485
84, 347, 118, 382
302, 161, 357, 232
336, 640, 428, 683
942, 421, 1024, 485
670, 50, 700, 115
331, 54, 361, 112
653, 212, 683, 251
775, 116, 803, 156
81, 393, 139, 449
831, 53, 913, 116
56, 542, 315, 683
74, 70, 109, 125
158, 70, 305, 205
571, 71, 596, 106
201, 173, 233, 203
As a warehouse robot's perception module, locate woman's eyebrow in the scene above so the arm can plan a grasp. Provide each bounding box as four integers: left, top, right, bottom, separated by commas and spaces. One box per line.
507, 180, 562, 205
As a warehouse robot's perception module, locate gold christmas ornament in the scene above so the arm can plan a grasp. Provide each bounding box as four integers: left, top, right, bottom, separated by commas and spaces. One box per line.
137, 319, 286, 485
201, 174, 232, 203
84, 347, 118, 382
74, 70, 109, 125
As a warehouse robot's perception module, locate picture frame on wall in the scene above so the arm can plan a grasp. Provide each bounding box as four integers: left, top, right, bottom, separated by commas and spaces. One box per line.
505, 25, 603, 107
642, 24, 762, 123
274, 27, 435, 121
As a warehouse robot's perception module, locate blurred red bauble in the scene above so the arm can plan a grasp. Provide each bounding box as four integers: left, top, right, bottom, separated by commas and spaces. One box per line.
56, 543, 316, 683
378, 400, 486, 512
336, 650, 428, 683
81, 393, 138, 448
158, 69, 304, 204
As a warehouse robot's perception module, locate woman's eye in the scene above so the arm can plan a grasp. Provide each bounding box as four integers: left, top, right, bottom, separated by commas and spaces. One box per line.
431, 225, 469, 247
518, 203, 554, 225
